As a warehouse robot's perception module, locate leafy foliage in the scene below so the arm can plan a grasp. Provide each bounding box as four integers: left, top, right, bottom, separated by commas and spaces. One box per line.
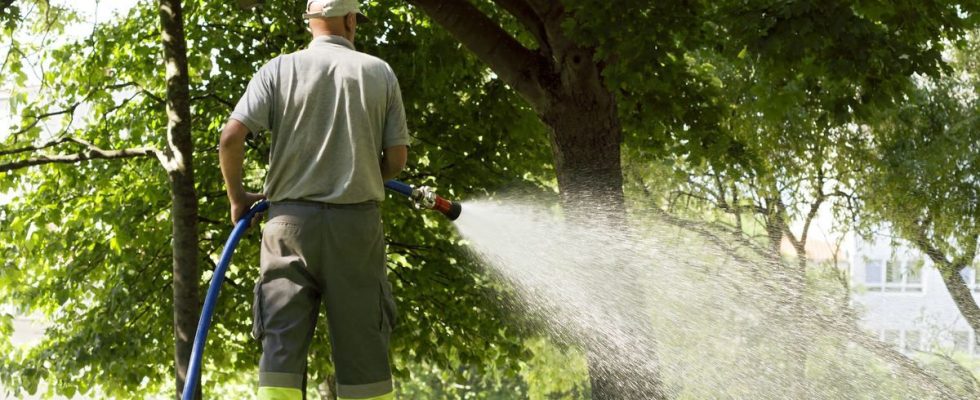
1, 0, 979, 398
2, 0, 555, 396
849, 32, 980, 267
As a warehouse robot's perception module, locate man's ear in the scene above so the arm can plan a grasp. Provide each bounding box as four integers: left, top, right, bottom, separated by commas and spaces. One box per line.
346, 13, 356, 30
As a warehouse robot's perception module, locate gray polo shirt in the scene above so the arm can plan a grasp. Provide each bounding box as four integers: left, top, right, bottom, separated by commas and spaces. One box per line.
231, 35, 410, 204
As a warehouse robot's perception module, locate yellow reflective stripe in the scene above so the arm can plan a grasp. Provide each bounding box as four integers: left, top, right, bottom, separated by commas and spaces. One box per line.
258, 386, 303, 400
338, 392, 394, 400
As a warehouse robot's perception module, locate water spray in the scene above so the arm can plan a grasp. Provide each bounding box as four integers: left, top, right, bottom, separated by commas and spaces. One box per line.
384, 179, 462, 220
182, 180, 459, 399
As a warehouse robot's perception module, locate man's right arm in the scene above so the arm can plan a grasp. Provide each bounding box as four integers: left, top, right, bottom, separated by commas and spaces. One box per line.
380, 145, 408, 180
221, 62, 274, 225
219, 119, 265, 225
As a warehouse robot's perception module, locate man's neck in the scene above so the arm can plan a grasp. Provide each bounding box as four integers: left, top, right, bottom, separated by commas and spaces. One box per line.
310, 34, 356, 51
312, 30, 351, 42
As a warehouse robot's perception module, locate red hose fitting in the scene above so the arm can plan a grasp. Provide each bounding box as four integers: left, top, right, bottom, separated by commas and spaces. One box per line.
433, 195, 462, 220
409, 186, 463, 220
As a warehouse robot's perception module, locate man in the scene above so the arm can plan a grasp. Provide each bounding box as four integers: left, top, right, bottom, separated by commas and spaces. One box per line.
218, 0, 410, 399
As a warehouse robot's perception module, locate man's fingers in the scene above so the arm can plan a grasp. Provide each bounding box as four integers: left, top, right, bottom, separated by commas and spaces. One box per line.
229, 193, 266, 227
246, 192, 267, 203
249, 212, 264, 229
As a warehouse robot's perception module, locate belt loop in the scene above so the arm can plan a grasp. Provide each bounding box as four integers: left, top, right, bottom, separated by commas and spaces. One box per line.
272, 200, 379, 209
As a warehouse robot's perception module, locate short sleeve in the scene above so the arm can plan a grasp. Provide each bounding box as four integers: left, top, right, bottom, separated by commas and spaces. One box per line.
382, 66, 411, 149
230, 62, 275, 134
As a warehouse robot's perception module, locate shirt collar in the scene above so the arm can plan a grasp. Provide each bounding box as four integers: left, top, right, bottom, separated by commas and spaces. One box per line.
310, 35, 356, 51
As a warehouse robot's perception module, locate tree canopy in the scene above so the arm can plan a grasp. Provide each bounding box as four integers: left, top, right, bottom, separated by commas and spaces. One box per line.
1, 0, 978, 398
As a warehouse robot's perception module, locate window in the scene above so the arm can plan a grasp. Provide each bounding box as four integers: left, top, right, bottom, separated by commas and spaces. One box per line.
904, 330, 922, 352
886, 261, 903, 285
960, 268, 973, 288
960, 267, 980, 293
866, 260, 883, 285
906, 260, 923, 286
879, 330, 931, 353
865, 259, 923, 293
883, 330, 901, 347
953, 331, 971, 354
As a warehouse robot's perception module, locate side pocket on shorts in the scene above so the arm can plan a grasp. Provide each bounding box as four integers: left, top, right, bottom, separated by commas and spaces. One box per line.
379, 280, 398, 333
252, 280, 265, 341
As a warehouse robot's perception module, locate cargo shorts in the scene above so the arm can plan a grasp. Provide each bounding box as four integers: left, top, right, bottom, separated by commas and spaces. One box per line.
253, 201, 398, 400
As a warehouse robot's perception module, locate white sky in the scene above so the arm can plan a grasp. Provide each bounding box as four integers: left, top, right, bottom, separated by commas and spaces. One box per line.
0, 5, 143, 386
73, 0, 139, 28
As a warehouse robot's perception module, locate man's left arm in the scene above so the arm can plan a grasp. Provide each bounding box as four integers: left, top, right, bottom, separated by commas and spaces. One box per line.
380, 65, 411, 181
381, 145, 408, 180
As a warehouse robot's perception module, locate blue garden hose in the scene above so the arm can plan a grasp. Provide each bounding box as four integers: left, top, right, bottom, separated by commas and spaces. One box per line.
384, 179, 414, 197
384, 180, 462, 220
182, 200, 268, 400
182, 180, 459, 399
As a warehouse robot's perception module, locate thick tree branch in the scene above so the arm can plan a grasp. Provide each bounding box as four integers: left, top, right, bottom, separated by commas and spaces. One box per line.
676, 183, 769, 215
713, 173, 728, 209
916, 349, 980, 395
908, 221, 980, 347
0, 146, 158, 172
685, 176, 721, 203
197, 215, 223, 225
799, 170, 827, 248
190, 92, 234, 108
489, 0, 550, 57
0, 136, 74, 156
139, 88, 166, 104
407, 0, 552, 110
908, 220, 952, 269
522, 0, 559, 17
386, 240, 434, 252
952, 233, 979, 269
782, 224, 802, 252
731, 182, 743, 232
631, 170, 779, 264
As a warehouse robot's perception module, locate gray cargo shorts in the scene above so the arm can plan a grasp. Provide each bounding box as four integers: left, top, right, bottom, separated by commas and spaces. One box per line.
253, 200, 398, 399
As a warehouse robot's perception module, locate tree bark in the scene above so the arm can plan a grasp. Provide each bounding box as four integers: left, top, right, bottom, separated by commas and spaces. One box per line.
405, 1, 664, 397
911, 226, 980, 348
158, 0, 200, 398
763, 198, 812, 398
941, 268, 980, 347
541, 87, 624, 216
317, 374, 338, 400
546, 97, 666, 400
0, 146, 156, 172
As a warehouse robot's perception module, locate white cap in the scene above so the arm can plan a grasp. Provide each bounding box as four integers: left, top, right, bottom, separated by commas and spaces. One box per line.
304, 0, 369, 22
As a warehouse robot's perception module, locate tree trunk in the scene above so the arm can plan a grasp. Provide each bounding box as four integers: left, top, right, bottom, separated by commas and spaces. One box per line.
317, 374, 338, 400
767, 207, 810, 399
400, 1, 662, 397
545, 96, 664, 399
158, 0, 200, 398
940, 265, 980, 347
538, 48, 659, 400
542, 96, 624, 216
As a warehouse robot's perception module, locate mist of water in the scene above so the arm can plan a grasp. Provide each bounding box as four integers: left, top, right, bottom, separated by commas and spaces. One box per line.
452, 197, 975, 399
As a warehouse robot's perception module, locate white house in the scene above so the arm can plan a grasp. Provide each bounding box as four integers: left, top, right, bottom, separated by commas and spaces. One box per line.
848, 231, 980, 358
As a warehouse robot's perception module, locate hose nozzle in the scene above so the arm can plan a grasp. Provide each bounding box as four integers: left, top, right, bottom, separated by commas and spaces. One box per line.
412, 186, 462, 220
385, 180, 462, 220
